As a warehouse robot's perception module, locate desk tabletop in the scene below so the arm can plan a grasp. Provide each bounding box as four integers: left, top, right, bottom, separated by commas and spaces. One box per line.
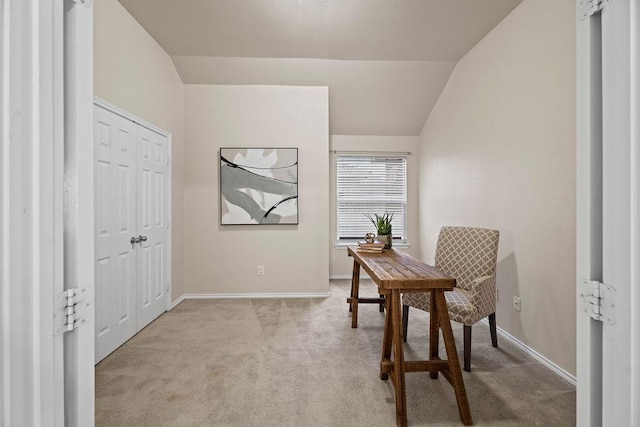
347, 246, 456, 291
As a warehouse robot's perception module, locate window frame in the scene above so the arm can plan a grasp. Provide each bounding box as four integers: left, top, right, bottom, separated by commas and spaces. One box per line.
335, 153, 408, 245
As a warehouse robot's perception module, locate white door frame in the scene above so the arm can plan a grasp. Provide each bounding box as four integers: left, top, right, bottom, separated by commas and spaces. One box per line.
576, 0, 640, 425
0, 0, 95, 425
576, 4, 604, 426
631, 2, 640, 423
0, 0, 67, 425
63, 1, 94, 425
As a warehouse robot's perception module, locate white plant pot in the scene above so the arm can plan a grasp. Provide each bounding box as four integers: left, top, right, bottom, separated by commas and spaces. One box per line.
377, 233, 392, 249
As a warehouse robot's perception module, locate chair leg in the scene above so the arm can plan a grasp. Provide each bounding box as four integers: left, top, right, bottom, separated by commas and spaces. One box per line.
463, 325, 471, 372
402, 305, 409, 342
489, 313, 498, 347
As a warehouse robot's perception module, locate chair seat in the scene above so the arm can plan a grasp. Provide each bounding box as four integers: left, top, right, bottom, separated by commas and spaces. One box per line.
403, 289, 479, 325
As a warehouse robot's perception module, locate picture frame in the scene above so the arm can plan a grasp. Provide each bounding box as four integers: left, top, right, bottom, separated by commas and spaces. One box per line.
219, 147, 299, 225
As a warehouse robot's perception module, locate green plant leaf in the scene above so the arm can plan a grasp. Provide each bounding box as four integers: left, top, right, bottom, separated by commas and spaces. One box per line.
364, 212, 393, 235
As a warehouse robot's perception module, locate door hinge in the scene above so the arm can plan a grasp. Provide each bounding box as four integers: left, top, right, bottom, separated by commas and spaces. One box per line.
54, 287, 93, 336
578, 0, 614, 19
580, 280, 616, 324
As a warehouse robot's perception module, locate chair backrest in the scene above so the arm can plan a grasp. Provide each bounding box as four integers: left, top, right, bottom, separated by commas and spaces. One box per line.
435, 226, 500, 291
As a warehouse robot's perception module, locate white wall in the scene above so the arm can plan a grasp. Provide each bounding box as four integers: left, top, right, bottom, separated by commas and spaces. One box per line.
418, 0, 576, 374
93, 0, 185, 302
183, 85, 329, 295
329, 135, 421, 277
172, 56, 456, 136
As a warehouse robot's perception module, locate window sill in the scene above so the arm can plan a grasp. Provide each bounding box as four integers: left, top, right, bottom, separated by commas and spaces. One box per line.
334, 242, 411, 250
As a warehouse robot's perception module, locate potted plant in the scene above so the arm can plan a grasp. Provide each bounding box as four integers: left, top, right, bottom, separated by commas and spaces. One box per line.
365, 212, 394, 249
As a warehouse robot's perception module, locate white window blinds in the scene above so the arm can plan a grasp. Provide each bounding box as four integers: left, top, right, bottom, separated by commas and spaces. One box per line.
336, 155, 407, 242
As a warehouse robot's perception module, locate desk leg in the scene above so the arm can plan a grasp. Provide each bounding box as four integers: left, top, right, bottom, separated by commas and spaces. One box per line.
391, 290, 408, 427
380, 292, 392, 380
435, 290, 472, 426
350, 260, 360, 328
429, 291, 439, 380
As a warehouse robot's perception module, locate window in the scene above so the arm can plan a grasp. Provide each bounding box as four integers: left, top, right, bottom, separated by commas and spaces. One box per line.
336, 154, 407, 243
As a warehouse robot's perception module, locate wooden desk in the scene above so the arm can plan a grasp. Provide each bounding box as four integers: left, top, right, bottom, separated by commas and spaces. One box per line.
347, 247, 472, 427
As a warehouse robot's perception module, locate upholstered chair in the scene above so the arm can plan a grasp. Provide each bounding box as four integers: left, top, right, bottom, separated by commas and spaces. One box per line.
402, 226, 500, 372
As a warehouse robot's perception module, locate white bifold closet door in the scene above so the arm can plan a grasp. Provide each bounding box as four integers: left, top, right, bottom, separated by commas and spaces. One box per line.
94, 103, 169, 363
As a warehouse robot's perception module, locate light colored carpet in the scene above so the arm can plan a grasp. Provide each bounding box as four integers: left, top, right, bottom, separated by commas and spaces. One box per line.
96, 280, 576, 426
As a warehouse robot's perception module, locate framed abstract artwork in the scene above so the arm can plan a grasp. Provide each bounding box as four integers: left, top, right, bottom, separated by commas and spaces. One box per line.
219, 148, 299, 225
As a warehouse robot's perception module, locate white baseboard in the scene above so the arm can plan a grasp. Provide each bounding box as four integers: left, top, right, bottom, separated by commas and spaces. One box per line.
480, 319, 576, 386
169, 295, 186, 310
182, 292, 331, 300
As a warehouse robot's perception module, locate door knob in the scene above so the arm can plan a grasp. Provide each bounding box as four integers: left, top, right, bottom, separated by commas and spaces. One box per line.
130, 235, 147, 244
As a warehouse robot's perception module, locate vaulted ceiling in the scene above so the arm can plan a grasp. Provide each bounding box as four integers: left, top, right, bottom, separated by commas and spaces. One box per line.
118, 0, 524, 135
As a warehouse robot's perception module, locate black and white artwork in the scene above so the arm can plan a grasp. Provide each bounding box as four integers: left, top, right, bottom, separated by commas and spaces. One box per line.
220, 148, 298, 225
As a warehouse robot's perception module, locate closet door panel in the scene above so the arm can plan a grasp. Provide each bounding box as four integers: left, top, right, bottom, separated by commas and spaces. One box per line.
94, 106, 138, 363
136, 126, 169, 330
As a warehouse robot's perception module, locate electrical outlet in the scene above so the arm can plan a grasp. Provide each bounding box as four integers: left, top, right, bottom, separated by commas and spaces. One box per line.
513, 296, 521, 312
257, 266, 265, 276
